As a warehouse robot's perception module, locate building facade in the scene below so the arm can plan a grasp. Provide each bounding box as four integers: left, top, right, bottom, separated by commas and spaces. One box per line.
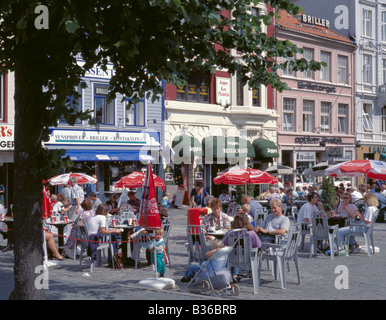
44, 60, 163, 196
293, 0, 386, 168
275, 10, 356, 186
164, 3, 280, 197
0, 72, 15, 208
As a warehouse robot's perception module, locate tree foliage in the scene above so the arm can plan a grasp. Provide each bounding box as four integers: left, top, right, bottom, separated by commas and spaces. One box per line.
0, 0, 322, 299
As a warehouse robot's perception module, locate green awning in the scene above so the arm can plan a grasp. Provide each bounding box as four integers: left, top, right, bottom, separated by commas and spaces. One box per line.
380, 153, 386, 161
202, 136, 255, 164
252, 138, 279, 158
172, 135, 203, 164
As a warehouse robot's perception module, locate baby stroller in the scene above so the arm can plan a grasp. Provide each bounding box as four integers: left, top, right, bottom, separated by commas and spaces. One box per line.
180, 230, 240, 297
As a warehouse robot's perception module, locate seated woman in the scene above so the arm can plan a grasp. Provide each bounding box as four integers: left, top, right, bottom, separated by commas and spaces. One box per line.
64, 198, 96, 257
200, 198, 231, 236
106, 193, 120, 215
86, 204, 121, 263
333, 192, 357, 219
223, 213, 261, 283
44, 230, 64, 260
337, 192, 379, 254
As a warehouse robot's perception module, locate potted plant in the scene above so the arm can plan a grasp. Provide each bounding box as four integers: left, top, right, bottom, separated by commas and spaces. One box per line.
320, 176, 338, 214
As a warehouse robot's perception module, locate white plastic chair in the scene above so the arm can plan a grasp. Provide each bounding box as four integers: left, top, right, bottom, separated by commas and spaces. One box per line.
133, 232, 152, 269
346, 210, 379, 257
186, 225, 211, 265
258, 223, 302, 289
226, 228, 260, 294
309, 213, 339, 260
77, 219, 115, 272
253, 208, 267, 227
226, 203, 237, 217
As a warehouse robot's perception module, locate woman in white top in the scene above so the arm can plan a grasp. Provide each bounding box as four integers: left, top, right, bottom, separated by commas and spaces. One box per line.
86, 203, 121, 236
333, 192, 357, 219
337, 192, 379, 253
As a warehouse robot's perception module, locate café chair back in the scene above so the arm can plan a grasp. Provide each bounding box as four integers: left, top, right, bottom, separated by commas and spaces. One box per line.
77, 219, 115, 272
133, 232, 152, 269
258, 223, 302, 289
162, 217, 173, 266
309, 213, 339, 260
254, 208, 267, 227
354, 199, 366, 215
346, 210, 379, 257
186, 225, 210, 265
226, 228, 259, 294
226, 203, 237, 217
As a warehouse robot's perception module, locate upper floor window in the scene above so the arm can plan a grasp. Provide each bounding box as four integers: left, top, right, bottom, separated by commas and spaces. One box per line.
382, 12, 386, 42
0, 75, 4, 121
302, 48, 314, 79
282, 57, 295, 77
363, 8, 373, 38
338, 104, 348, 134
176, 72, 209, 103
236, 74, 244, 106
320, 102, 331, 133
382, 106, 386, 132
283, 98, 296, 131
60, 84, 82, 125
363, 103, 373, 131
363, 54, 373, 84
320, 51, 331, 82
383, 60, 386, 85
94, 84, 115, 125
337, 55, 348, 84
252, 86, 260, 107
302, 100, 314, 132
125, 98, 145, 127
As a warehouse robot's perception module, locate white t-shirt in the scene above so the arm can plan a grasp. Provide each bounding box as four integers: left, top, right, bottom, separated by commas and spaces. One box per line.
298, 202, 319, 223
86, 215, 106, 235
363, 206, 377, 223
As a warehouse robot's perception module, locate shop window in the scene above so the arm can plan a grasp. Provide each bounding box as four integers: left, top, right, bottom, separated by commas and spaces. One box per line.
94, 84, 115, 125
176, 72, 209, 103
283, 98, 295, 131
60, 84, 82, 124
125, 98, 145, 127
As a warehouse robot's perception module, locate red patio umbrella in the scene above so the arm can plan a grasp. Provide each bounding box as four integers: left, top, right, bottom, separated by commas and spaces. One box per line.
325, 159, 386, 185
48, 172, 97, 185
42, 183, 52, 219
114, 171, 165, 190
214, 168, 279, 193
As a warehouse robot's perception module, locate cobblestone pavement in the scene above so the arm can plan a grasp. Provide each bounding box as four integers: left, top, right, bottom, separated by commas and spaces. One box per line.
1, 207, 385, 300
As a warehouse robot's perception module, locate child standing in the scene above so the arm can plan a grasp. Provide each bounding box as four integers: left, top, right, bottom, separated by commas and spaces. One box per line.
161, 193, 171, 208
148, 228, 166, 277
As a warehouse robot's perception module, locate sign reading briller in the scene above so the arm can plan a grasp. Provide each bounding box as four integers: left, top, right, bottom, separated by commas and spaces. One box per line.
47, 130, 159, 147
216, 77, 231, 107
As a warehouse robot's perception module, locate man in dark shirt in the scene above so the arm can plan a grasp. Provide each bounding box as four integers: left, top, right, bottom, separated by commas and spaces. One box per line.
128, 191, 141, 213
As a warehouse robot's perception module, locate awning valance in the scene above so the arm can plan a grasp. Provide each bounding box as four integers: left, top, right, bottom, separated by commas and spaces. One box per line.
172, 135, 203, 164
252, 138, 279, 158
64, 149, 154, 162
202, 136, 255, 163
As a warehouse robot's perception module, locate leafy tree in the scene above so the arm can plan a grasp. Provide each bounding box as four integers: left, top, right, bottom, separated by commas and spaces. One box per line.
0, 0, 322, 299
321, 176, 338, 213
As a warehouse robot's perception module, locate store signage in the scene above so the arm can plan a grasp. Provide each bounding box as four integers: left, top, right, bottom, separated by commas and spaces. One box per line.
298, 81, 336, 93
294, 136, 342, 145
47, 129, 159, 147
77, 60, 115, 79
216, 77, 231, 107
297, 151, 315, 161
0, 124, 14, 150
301, 14, 330, 28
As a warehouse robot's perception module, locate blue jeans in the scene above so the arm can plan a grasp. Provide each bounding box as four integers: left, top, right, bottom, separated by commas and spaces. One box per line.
338, 227, 356, 247
184, 265, 201, 279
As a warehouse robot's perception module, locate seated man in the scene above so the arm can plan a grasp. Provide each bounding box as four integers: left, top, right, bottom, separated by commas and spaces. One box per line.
241, 195, 263, 221
298, 192, 322, 224
127, 191, 141, 213
256, 198, 290, 243
89, 192, 102, 211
